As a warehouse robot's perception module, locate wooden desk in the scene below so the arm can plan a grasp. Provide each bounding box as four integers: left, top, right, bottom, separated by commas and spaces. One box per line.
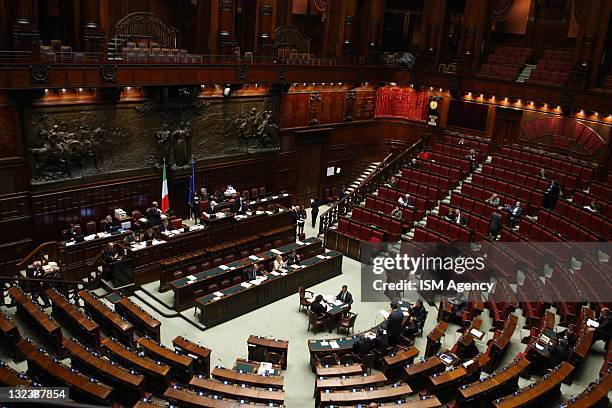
137, 337, 193, 381
457, 358, 530, 408
63, 337, 144, 403
195, 252, 342, 328
189, 376, 285, 404
0, 310, 21, 358
429, 353, 491, 401
116, 297, 161, 341
163, 386, 277, 408
425, 321, 448, 358
247, 335, 289, 369
489, 314, 517, 370
101, 338, 170, 392
23, 340, 113, 405
378, 395, 442, 407
493, 361, 573, 408
0, 362, 32, 386
316, 372, 387, 391
45, 288, 100, 347
564, 369, 611, 407
171, 237, 321, 311
8, 286, 63, 357
315, 364, 363, 377
78, 290, 134, 347
403, 355, 445, 387
212, 367, 284, 389
382, 346, 419, 377
318, 383, 412, 406
172, 336, 211, 377
438, 302, 453, 322
233, 358, 283, 376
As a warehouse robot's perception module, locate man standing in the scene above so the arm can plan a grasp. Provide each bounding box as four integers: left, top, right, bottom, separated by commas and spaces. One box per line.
507, 201, 522, 229
310, 198, 320, 229
336, 285, 353, 305
489, 207, 503, 239
386, 302, 404, 345
146, 202, 162, 226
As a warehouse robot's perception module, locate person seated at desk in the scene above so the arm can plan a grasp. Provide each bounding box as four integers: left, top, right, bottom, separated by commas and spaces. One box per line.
386, 302, 404, 345
410, 300, 427, 322
373, 326, 389, 352
286, 250, 300, 266
310, 294, 326, 316
160, 219, 171, 233
273, 255, 286, 272
391, 206, 403, 221
589, 307, 612, 345
104, 215, 114, 233
398, 193, 414, 208
458, 138, 466, 146
207, 201, 218, 215
67, 223, 78, 240
353, 327, 389, 359
200, 187, 210, 201
336, 285, 353, 306
103, 242, 122, 264
146, 202, 162, 226
124, 231, 138, 245
403, 316, 420, 339
246, 263, 266, 280
387, 176, 398, 188
142, 227, 155, 242
486, 193, 500, 207
407, 158, 419, 169
506, 201, 522, 229
557, 325, 577, 348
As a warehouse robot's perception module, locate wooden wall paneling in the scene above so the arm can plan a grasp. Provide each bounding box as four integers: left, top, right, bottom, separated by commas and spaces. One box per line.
419, 0, 446, 70
9, 0, 39, 51
255, 0, 276, 56
491, 106, 522, 151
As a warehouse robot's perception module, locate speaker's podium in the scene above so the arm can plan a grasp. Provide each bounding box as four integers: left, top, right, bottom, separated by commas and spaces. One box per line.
109, 258, 134, 287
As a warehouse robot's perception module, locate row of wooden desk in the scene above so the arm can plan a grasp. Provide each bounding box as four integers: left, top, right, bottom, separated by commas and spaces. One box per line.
0, 309, 21, 359
171, 237, 322, 311
8, 286, 63, 357
45, 288, 100, 347
195, 251, 343, 327
130, 209, 295, 284
78, 289, 134, 347
18, 338, 113, 405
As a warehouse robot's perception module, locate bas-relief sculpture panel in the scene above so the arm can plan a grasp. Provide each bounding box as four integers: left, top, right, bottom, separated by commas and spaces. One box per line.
27, 96, 280, 185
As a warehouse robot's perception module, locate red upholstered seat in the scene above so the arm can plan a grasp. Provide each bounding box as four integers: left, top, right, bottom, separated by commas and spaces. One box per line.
338, 218, 349, 233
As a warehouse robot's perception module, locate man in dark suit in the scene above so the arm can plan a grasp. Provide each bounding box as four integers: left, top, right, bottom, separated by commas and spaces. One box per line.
590, 307, 612, 345
146, 202, 162, 226
543, 180, 561, 210
336, 285, 353, 305
103, 242, 120, 264
310, 198, 320, 229
286, 250, 300, 266
27, 261, 50, 306
207, 201, 218, 215
410, 300, 427, 322
489, 207, 503, 239
507, 201, 522, 229
372, 326, 389, 352
246, 263, 261, 281
310, 294, 326, 316
386, 302, 404, 345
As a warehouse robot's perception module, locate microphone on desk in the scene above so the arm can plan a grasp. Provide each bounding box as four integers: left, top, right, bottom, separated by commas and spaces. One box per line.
218, 357, 228, 367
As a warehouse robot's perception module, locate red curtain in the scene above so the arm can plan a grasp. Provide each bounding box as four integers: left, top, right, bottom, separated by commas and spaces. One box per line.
492, 0, 514, 22
374, 87, 429, 121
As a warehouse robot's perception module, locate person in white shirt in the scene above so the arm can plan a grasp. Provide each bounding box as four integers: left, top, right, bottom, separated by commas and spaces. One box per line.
583, 200, 599, 213
224, 185, 236, 197
398, 193, 414, 208
273, 255, 286, 271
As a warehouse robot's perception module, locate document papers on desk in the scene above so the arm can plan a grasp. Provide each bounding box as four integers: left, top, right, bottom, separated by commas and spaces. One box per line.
271, 249, 282, 255
587, 318, 599, 328
187, 275, 197, 282
270, 271, 280, 276
219, 265, 229, 270
240, 282, 253, 288
258, 362, 273, 375
329, 340, 340, 349
295, 240, 305, 245
213, 291, 225, 297
316, 254, 331, 259
535, 343, 545, 351
249, 255, 260, 261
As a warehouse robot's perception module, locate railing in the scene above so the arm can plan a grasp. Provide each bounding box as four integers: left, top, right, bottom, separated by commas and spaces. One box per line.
1, 276, 88, 306
15, 241, 61, 275
318, 139, 425, 236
